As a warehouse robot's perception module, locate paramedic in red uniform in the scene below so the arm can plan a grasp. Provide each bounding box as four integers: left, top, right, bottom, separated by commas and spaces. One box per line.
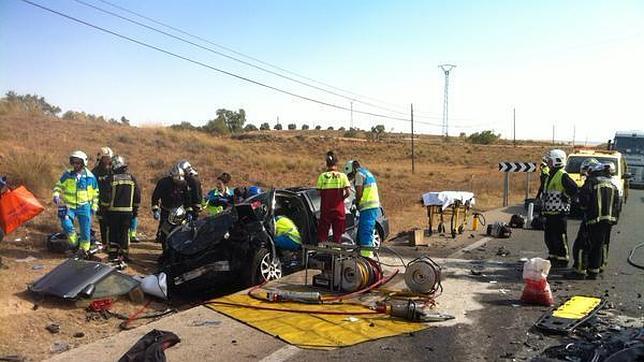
316, 151, 351, 243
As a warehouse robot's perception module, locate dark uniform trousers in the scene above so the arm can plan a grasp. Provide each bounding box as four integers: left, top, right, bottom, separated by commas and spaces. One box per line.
572, 220, 589, 272
544, 214, 569, 263
107, 212, 133, 257
587, 221, 611, 274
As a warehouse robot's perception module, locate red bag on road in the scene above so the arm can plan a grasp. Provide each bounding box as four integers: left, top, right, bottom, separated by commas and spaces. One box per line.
520, 257, 554, 306
0, 186, 45, 234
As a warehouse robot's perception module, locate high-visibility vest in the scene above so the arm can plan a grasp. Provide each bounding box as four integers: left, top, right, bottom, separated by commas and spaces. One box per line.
316, 171, 350, 190
356, 168, 380, 211
542, 168, 570, 215
53, 168, 99, 210
275, 216, 301, 244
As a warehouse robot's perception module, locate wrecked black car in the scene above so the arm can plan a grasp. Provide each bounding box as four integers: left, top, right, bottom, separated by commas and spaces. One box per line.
159, 188, 389, 297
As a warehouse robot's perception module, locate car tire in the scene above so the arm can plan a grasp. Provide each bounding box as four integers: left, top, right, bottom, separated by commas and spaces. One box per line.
250, 247, 282, 285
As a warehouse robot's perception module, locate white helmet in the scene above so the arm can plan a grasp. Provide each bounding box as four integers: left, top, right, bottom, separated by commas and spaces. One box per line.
98, 147, 114, 159
177, 160, 197, 176
169, 165, 185, 183
343, 160, 356, 175
580, 158, 599, 176
602, 161, 616, 175
111, 155, 127, 171
69, 150, 89, 167
547, 149, 567, 168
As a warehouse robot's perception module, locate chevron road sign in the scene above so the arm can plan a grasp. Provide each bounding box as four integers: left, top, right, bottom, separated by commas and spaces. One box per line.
498, 162, 537, 173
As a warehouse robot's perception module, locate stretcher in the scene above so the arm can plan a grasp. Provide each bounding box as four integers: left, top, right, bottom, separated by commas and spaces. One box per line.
422, 191, 475, 238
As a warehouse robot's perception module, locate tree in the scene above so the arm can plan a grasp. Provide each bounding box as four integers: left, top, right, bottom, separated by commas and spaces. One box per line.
370, 124, 386, 141
244, 124, 258, 131
202, 117, 229, 135
344, 127, 359, 138
0, 91, 61, 116
327, 126, 334, 131
120, 116, 130, 125
260, 122, 270, 131
287, 123, 297, 130
274, 123, 283, 130
315, 125, 321, 130
213, 108, 246, 133
468, 130, 501, 144
338, 126, 346, 131
301, 124, 309, 130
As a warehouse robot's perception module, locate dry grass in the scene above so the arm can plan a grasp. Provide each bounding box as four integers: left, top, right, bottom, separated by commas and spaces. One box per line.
0, 114, 561, 236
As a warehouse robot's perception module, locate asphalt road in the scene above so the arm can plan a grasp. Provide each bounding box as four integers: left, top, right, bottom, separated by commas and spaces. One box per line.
298, 189, 644, 361
52, 190, 644, 362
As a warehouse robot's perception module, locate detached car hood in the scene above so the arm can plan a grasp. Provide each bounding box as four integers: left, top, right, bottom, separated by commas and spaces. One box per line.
29, 259, 139, 299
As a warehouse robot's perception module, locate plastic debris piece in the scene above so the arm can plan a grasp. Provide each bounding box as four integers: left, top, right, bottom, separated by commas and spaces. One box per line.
31, 264, 45, 270
343, 317, 359, 322
489, 280, 498, 284
191, 320, 221, 327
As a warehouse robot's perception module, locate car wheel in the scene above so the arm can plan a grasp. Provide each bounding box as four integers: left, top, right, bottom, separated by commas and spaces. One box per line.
251, 247, 282, 285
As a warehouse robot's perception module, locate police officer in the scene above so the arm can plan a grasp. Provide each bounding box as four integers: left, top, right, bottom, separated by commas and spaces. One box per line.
92, 146, 114, 246
151, 165, 192, 250
344, 159, 381, 257
576, 161, 619, 279
52, 151, 99, 259
101, 155, 141, 267
541, 149, 578, 268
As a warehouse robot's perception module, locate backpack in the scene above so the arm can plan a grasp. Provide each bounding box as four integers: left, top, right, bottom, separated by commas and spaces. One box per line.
487, 222, 512, 238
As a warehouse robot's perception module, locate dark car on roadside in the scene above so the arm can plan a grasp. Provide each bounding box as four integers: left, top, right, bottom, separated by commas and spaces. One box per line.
159, 187, 389, 297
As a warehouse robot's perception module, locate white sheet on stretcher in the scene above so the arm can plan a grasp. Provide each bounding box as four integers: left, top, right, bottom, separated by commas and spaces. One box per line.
422, 191, 476, 210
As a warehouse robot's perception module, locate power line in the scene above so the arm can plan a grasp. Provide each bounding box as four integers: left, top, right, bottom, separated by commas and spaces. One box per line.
72, 0, 418, 120
93, 0, 480, 125
18, 0, 415, 123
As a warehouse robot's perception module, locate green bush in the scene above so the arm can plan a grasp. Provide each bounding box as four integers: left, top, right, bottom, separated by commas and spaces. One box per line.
468, 130, 501, 144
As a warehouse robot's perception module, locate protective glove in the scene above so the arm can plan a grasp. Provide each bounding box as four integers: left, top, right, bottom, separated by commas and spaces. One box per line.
53, 195, 61, 205
186, 213, 193, 222
153, 209, 160, 220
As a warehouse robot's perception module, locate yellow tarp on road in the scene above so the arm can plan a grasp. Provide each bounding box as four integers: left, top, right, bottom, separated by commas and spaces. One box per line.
206, 294, 429, 349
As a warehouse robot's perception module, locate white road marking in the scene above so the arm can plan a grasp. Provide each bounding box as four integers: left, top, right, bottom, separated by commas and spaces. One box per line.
447, 237, 493, 259
259, 345, 301, 362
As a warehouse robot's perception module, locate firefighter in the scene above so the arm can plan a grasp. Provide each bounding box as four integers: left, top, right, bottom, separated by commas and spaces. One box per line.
91, 146, 114, 246
151, 165, 192, 250
570, 157, 600, 278
344, 159, 381, 257
52, 151, 99, 259
177, 160, 203, 220
541, 149, 578, 268
101, 155, 141, 267
316, 151, 351, 243
576, 162, 619, 279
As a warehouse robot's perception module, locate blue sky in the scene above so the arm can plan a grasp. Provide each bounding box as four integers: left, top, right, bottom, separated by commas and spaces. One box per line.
1, 0, 643, 141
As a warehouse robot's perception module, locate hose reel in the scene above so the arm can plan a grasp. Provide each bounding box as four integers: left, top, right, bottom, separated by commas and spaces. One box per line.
404, 256, 442, 295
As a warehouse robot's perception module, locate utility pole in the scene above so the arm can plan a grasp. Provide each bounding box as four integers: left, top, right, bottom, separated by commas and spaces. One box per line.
350, 101, 354, 129
572, 124, 576, 147
411, 103, 415, 174
513, 108, 516, 146
439, 64, 456, 137
552, 123, 555, 145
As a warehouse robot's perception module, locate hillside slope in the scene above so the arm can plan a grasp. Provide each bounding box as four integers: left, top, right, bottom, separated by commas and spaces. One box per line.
0, 114, 554, 236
